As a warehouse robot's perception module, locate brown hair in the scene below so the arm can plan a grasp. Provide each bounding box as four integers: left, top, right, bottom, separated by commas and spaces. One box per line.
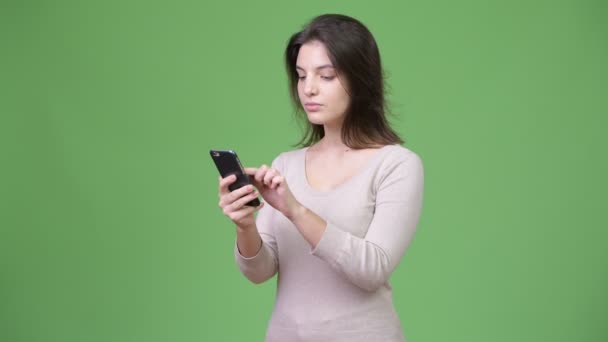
285, 14, 404, 149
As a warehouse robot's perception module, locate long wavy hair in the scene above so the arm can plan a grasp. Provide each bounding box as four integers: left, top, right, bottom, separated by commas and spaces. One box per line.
285, 14, 404, 149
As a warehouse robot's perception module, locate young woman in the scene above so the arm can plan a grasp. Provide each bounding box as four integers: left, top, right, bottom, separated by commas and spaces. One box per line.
217, 14, 424, 342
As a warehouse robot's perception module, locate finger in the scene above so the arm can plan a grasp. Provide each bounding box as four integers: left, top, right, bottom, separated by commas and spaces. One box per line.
226, 204, 255, 221
228, 190, 260, 212
255, 165, 269, 183
219, 183, 254, 207
243, 168, 260, 187
270, 175, 284, 189
263, 168, 277, 186
222, 194, 257, 218
218, 174, 237, 195
227, 184, 255, 204
244, 167, 258, 176
229, 203, 261, 222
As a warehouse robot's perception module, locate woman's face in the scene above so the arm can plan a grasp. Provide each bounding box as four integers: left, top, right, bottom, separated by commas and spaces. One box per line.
296, 40, 350, 127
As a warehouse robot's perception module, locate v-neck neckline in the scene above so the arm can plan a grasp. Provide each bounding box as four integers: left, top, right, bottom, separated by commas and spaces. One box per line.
301, 144, 394, 196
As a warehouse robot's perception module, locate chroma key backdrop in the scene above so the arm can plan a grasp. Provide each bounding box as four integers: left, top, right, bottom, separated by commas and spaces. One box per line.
1, 1, 606, 341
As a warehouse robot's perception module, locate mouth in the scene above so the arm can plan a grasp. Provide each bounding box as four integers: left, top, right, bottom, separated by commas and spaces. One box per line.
304, 102, 322, 111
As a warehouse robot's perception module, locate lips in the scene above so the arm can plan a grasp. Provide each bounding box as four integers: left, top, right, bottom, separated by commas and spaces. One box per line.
304, 102, 322, 111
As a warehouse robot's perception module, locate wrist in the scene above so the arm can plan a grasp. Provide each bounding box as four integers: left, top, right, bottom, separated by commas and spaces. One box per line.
236, 223, 257, 234
285, 203, 307, 222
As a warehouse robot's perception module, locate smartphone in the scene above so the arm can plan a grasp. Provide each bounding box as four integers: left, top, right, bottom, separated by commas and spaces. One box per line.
210, 149, 261, 207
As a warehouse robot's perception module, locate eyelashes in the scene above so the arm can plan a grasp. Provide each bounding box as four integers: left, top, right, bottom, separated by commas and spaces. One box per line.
297, 76, 336, 81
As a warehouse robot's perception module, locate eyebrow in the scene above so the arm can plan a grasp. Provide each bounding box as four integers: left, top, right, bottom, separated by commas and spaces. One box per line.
296, 64, 335, 71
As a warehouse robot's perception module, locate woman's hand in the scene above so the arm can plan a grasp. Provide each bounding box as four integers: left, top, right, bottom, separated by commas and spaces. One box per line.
245, 165, 302, 219
217, 175, 264, 230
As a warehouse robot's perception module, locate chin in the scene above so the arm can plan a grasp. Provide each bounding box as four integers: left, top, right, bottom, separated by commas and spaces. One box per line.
305, 112, 325, 125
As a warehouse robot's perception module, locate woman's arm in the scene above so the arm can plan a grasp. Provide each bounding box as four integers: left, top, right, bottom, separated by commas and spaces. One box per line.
235, 223, 262, 258
217, 157, 281, 284
231, 155, 285, 284
233, 203, 279, 284
244, 152, 424, 291
288, 154, 424, 292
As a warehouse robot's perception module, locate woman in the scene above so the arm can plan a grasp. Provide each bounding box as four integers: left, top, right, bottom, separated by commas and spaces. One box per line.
217, 14, 424, 342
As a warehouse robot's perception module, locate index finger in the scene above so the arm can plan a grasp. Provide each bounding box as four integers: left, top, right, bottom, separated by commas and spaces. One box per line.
244, 167, 265, 187
218, 174, 237, 195
244, 167, 258, 176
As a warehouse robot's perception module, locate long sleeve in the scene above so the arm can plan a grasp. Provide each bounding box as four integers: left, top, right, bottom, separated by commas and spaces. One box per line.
234, 204, 279, 284
310, 152, 424, 292
234, 155, 283, 284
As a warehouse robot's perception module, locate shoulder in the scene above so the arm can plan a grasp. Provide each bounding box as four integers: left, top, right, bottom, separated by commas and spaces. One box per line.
383, 144, 423, 166
270, 147, 307, 171
376, 144, 424, 182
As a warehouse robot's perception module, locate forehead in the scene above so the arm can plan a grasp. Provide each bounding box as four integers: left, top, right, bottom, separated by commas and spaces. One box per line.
296, 40, 334, 69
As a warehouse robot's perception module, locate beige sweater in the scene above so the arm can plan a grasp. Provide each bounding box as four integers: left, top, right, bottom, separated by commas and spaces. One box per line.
235, 144, 424, 342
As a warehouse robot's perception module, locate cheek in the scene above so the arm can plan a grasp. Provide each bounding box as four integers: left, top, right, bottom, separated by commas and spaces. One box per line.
329, 87, 350, 110
296, 83, 305, 100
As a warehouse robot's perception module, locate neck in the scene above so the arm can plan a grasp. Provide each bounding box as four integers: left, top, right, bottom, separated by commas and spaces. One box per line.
316, 124, 351, 152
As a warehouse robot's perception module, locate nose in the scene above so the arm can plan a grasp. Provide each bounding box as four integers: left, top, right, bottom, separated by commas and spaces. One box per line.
303, 77, 318, 96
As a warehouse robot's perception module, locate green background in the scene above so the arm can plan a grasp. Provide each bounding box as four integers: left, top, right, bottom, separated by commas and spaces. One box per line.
2, 0, 607, 341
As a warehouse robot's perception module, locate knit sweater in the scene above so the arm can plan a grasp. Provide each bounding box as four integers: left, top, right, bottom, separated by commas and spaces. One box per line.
235, 144, 424, 342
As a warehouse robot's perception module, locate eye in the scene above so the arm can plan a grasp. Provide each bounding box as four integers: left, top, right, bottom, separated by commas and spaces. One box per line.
297, 75, 306, 81
321, 76, 335, 81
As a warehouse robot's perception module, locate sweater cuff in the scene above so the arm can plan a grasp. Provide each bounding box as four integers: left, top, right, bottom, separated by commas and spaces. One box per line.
234, 240, 266, 267
310, 222, 347, 266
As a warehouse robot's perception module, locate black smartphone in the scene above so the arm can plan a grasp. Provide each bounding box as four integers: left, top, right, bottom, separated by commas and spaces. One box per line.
210, 149, 261, 207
